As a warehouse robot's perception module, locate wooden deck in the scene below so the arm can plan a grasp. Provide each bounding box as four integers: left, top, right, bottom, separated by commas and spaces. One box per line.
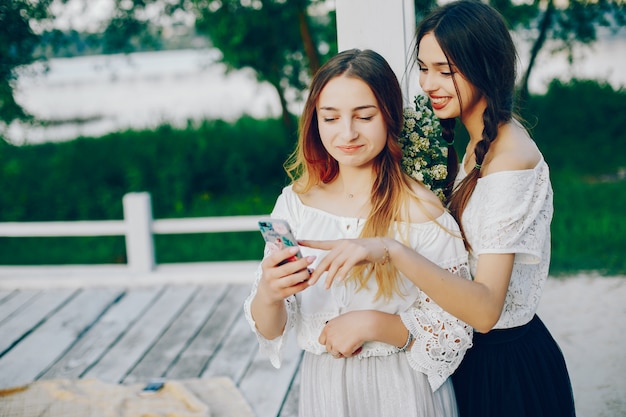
0, 282, 302, 417
1, 269, 625, 417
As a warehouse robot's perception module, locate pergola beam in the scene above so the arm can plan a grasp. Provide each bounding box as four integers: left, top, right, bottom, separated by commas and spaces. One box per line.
335, 0, 420, 103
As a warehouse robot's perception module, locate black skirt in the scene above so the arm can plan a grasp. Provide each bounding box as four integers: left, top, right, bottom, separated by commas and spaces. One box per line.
451, 315, 576, 417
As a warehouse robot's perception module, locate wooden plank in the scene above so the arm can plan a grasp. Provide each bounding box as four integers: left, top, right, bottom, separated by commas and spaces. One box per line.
0, 289, 40, 324
0, 290, 15, 303
0, 288, 77, 357
0, 219, 126, 236
0, 287, 121, 389
238, 335, 303, 417
123, 284, 229, 384
152, 215, 264, 233
166, 284, 251, 379
40, 286, 162, 380
278, 365, 301, 417
201, 308, 259, 383
83, 285, 196, 383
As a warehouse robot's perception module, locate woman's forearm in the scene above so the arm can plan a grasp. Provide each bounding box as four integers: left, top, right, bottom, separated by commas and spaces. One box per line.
250, 290, 288, 340
386, 238, 510, 333
367, 311, 411, 348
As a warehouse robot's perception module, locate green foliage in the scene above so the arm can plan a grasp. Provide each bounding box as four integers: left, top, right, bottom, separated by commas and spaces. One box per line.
522, 80, 626, 275
522, 79, 626, 176
0, 0, 56, 123
155, 232, 264, 263
0, 236, 127, 265
550, 175, 626, 275
414, 0, 438, 20
1, 0, 338, 136
189, 0, 336, 132
0, 117, 292, 222
494, 0, 626, 39
491, 0, 626, 98
1, 80, 625, 275
3, 0, 625, 131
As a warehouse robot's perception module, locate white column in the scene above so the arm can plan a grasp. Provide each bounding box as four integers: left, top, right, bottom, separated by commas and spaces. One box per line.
335, 0, 420, 104
123, 192, 155, 272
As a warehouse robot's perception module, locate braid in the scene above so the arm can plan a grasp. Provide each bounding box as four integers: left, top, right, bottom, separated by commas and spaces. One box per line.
448, 100, 500, 250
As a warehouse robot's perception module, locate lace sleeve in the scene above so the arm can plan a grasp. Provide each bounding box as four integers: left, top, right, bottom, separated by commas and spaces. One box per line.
242, 186, 304, 368
399, 262, 473, 391
465, 162, 553, 264
242, 263, 298, 369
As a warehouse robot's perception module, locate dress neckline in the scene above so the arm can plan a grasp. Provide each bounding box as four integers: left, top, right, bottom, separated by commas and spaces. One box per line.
458, 154, 545, 181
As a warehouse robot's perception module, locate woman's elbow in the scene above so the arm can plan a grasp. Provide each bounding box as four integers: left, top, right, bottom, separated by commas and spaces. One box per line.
472, 308, 503, 334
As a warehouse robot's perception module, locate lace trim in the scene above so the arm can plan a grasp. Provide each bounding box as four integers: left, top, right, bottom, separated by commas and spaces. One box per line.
400, 262, 473, 391
242, 263, 298, 369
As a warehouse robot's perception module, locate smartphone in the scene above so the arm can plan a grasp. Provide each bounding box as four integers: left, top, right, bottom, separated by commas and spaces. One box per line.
258, 218, 303, 265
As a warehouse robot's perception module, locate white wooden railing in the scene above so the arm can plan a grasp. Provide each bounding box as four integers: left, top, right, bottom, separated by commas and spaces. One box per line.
0, 192, 267, 286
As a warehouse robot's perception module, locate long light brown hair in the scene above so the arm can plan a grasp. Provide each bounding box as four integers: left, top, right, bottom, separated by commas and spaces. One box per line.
285, 49, 418, 299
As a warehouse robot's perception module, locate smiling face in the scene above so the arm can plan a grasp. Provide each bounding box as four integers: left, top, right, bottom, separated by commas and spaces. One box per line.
316, 74, 388, 170
417, 32, 485, 125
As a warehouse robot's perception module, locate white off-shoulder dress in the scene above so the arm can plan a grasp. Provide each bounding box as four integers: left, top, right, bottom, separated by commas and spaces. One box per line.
243, 186, 472, 417
451, 157, 576, 417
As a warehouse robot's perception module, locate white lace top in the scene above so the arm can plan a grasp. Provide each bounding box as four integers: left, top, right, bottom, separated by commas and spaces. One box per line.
243, 186, 473, 391
457, 157, 554, 329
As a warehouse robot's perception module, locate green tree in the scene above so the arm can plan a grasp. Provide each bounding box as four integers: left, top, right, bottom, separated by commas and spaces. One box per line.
188, 0, 336, 136
87, 0, 336, 136
2, 0, 625, 133
0, 0, 63, 125
490, 0, 626, 100
413, 1, 625, 99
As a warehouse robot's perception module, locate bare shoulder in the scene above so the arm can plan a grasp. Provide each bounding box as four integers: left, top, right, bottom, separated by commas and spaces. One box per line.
485, 120, 542, 175
297, 183, 326, 206
406, 180, 446, 224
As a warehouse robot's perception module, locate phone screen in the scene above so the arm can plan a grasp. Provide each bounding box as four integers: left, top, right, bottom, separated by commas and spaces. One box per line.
258, 218, 302, 265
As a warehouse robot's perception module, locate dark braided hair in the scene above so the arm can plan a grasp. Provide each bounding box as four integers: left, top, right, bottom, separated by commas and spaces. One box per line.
415, 0, 518, 246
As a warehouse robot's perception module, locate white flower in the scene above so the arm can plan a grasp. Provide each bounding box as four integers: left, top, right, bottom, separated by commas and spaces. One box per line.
431, 164, 448, 180
399, 95, 449, 202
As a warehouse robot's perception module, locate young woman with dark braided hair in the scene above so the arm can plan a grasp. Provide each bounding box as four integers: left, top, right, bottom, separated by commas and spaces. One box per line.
301, 1, 577, 416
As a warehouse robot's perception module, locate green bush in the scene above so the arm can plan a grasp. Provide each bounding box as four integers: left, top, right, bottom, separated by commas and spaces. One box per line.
0, 117, 292, 221
551, 174, 626, 275
522, 79, 626, 176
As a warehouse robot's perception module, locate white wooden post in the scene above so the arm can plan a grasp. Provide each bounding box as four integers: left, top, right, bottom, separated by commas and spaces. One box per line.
123, 192, 155, 272
335, 0, 420, 104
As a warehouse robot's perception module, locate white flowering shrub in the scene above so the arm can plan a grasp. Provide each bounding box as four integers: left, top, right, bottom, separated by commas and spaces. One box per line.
399, 94, 449, 202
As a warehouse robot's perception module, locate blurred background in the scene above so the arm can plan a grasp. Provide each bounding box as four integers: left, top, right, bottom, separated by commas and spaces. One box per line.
1, 0, 625, 274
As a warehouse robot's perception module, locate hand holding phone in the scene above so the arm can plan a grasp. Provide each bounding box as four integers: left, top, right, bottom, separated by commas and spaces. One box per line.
258, 218, 303, 266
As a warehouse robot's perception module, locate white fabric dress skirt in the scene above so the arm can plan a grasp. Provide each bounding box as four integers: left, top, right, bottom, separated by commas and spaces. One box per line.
299, 351, 458, 417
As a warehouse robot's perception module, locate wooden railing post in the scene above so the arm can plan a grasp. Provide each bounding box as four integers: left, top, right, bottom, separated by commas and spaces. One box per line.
123, 192, 155, 272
